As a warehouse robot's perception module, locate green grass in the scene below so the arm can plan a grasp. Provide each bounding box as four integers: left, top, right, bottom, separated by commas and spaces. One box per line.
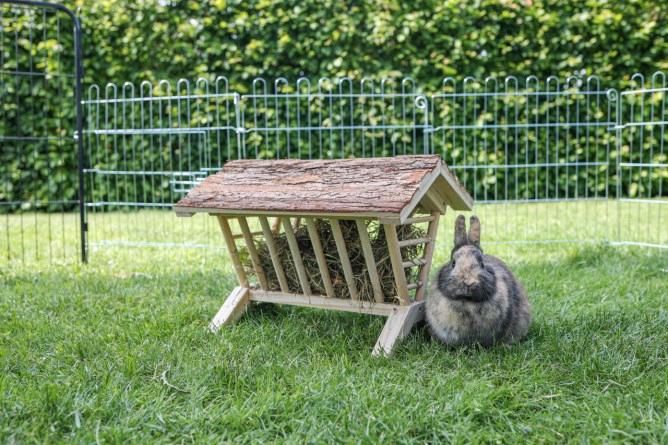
1, 205, 667, 443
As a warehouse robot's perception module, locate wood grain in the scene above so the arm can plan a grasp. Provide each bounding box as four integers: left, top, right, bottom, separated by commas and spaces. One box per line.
209, 287, 251, 333
258, 216, 290, 292
330, 219, 360, 301
216, 216, 249, 288
372, 302, 425, 357
383, 223, 410, 305
304, 217, 336, 298
282, 217, 312, 296
249, 290, 399, 316
415, 211, 441, 301
237, 216, 268, 290
176, 155, 453, 215
356, 219, 384, 303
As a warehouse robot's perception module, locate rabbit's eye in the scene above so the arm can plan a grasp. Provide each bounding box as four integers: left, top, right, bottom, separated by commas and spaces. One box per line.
451, 260, 456, 267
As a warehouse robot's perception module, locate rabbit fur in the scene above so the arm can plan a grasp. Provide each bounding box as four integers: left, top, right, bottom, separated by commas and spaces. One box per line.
425, 215, 531, 347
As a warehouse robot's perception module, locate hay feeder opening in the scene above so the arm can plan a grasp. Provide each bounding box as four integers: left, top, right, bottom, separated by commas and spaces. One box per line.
174, 155, 472, 356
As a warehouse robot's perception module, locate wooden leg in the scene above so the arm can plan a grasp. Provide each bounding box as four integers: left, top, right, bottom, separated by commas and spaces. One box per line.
209, 287, 251, 333
372, 301, 425, 357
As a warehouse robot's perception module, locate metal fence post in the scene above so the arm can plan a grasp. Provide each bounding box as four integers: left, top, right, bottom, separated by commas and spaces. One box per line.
0, 0, 86, 263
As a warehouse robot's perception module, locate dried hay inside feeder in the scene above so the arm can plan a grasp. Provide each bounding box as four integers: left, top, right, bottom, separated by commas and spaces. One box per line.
241, 219, 426, 304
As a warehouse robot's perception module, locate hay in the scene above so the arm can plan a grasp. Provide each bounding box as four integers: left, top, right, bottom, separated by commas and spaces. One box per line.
244, 219, 426, 304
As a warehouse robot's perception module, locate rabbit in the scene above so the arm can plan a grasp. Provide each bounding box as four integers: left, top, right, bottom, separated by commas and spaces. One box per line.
425, 215, 531, 347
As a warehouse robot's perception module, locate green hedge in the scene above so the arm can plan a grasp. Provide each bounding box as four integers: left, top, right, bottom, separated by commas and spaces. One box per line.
2, 0, 667, 210
0, 7, 78, 210
73, 0, 667, 89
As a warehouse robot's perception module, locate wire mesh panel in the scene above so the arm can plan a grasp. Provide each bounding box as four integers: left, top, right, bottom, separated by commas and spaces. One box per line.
615, 73, 668, 248
0, 1, 83, 264
81, 73, 668, 258
83, 77, 429, 251
83, 77, 239, 250
240, 77, 429, 159
431, 75, 617, 245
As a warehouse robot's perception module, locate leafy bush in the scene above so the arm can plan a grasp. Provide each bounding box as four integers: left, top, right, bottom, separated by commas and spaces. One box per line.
72, 0, 668, 89
1, 0, 667, 211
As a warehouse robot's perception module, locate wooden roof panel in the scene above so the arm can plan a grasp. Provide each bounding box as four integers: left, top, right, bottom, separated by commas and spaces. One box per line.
175, 155, 472, 217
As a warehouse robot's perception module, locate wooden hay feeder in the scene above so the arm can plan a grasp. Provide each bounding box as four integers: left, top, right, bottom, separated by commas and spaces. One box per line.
174, 155, 473, 356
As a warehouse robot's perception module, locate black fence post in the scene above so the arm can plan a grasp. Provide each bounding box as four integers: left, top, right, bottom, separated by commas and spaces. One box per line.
0, 0, 87, 263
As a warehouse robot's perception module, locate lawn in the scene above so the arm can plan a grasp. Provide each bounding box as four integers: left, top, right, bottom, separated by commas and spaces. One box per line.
1, 204, 667, 443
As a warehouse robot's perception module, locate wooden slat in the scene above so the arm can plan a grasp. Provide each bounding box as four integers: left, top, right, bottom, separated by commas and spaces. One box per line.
402, 258, 427, 268
437, 164, 474, 211
177, 206, 402, 223
271, 217, 282, 234
304, 218, 335, 298
250, 290, 398, 316
397, 237, 431, 248
330, 219, 359, 301
421, 188, 446, 213
372, 302, 425, 357
415, 211, 441, 301
259, 216, 290, 292
428, 178, 449, 206
217, 216, 249, 288
237, 216, 268, 290
400, 215, 435, 225
406, 282, 422, 290
355, 219, 384, 303
383, 223, 410, 305
396, 164, 442, 221
209, 287, 251, 333
233, 230, 262, 239
282, 217, 312, 295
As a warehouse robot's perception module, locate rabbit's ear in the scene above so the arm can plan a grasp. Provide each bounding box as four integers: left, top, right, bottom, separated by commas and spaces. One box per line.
468, 216, 481, 248
454, 215, 467, 248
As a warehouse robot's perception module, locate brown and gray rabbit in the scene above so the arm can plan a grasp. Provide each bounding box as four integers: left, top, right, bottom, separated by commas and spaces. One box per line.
425, 215, 531, 347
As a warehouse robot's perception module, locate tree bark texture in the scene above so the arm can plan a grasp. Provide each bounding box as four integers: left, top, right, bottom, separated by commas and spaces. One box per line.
176, 155, 444, 215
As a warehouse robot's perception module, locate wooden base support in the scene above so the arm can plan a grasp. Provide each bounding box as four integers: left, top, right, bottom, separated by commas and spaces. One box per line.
209, 288, 424, 356
372, 301, 425, 357
208, 287, 251, 333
